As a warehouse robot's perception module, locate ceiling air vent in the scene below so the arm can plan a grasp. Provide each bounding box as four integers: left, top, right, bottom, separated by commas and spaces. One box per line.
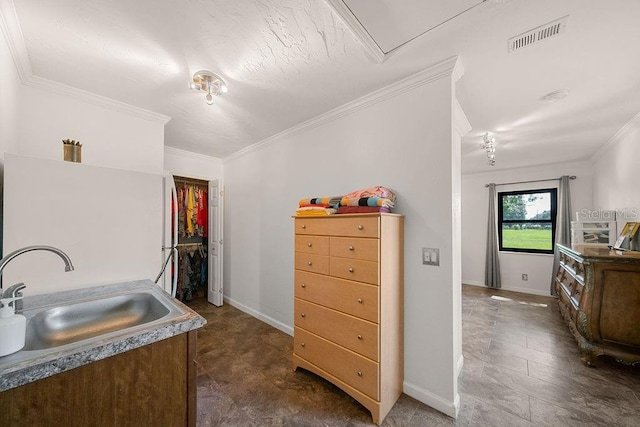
508, 15, 569, 53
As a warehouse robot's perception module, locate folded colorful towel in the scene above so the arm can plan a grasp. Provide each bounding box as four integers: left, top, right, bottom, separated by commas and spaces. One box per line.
343, 186, 396, 202
340, 196, 395, 208
295, 207, 337, 216
298, 196, 342, 207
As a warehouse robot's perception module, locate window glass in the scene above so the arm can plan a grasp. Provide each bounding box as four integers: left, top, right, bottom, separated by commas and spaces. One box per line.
498, 189, 557, 254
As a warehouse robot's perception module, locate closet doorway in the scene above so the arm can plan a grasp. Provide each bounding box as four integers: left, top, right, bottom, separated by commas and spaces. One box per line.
162, 175, 223, 306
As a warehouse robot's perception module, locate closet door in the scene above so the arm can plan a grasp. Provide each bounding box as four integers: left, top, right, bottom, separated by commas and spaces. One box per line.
208, 178, 224, 306
161, 174, 178, 296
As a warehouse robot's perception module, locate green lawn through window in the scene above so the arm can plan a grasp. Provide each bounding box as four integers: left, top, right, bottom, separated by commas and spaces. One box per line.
502, 229, 552, 251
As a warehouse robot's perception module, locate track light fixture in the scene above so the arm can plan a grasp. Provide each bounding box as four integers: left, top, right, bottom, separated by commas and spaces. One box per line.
188, 70, 228, 105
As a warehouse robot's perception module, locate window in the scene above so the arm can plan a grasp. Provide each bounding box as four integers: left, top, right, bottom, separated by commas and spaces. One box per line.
498, 188, 557, 254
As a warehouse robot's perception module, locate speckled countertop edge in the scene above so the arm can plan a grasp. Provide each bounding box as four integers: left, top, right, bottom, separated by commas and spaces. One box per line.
0, 279, 206, 392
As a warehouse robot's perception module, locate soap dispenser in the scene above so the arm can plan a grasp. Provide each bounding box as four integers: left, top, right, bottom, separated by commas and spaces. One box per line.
0, 296, 26, 357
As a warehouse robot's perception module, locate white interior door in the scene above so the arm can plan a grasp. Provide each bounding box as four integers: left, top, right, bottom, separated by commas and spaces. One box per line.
208, 179, 223, 306
161, 175, 178, 296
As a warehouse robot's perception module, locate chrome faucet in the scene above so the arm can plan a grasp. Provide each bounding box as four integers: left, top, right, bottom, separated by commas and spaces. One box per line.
0, 246, 75, 313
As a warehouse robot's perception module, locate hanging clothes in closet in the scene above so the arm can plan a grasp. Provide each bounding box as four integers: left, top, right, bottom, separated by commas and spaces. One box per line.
176, 244, 207, 302
176, 183, 208, 239
174, 177, 209, 302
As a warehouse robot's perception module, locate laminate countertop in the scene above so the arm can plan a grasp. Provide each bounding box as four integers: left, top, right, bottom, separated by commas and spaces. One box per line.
0, 280, 205, 392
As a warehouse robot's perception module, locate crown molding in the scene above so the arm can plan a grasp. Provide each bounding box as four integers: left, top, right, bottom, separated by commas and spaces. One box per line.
453, 98, 472, 138
0, 0, 170, 125
323, 0, 385, 63
0, 0, 32, 83
590, 110, 640, 163
225, 55, 460, 163
165, 146, 222, 162
25, 75, 171, 124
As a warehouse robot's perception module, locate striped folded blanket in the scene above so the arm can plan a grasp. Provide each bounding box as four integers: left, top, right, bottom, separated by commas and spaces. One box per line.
340, 196, 395, 208
298, 196, 342, 208
337, 206, 390, 214
295, 207, 337, 216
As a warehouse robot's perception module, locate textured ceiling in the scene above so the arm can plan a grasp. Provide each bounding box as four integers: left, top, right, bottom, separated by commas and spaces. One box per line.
343, 0, 484, 53
8, 0, 640, 173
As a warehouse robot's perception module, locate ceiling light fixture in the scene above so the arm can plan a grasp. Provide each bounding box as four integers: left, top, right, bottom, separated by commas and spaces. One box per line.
189, 70, 228, 105
481, 133, 496, 166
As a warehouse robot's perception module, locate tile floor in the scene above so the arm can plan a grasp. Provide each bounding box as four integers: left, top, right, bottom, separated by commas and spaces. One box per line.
188, 285, 640, 426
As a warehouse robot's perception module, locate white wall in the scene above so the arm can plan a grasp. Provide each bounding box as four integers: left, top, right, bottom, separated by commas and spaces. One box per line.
592, 114, 640, 226
462, 161, 594, 296
164, 146, 223, 180
0, 23, 22, 255
223, 58, 464, 417
17, 84, 166, 175
0, 22, 21, 164
3, 154, 163, 295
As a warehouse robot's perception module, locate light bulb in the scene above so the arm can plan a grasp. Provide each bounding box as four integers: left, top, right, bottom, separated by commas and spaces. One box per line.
206, 93, 214, 105
221, 84, 228, 93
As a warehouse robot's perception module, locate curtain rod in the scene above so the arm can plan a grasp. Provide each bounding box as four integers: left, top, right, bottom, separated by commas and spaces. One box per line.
484, 176, 576, 188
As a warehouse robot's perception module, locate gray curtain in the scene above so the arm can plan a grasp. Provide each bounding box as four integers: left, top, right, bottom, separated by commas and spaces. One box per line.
550, 175, 572, 295
485, 183, 501, 288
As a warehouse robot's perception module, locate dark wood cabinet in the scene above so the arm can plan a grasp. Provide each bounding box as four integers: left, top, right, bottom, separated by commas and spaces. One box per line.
0, 331, 197, 426
555, 244, 640, 366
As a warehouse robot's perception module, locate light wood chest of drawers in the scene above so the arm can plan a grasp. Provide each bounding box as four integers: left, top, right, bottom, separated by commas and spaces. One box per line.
292, 214, 404, 424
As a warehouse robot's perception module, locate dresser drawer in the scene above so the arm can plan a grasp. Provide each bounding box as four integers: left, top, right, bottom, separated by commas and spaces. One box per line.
295, 218, 331, 235
295, 235, 330, 255
295, 253, 329, 275
295, 299, 379, 361
294, 271, 379, 323
330, 257, 379, 285
330, 237, 378, 261
330, 217, 379, 238
294, 328, 379, 399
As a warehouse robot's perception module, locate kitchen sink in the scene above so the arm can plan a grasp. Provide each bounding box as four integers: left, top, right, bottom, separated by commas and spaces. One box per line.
23, 292, 170, 351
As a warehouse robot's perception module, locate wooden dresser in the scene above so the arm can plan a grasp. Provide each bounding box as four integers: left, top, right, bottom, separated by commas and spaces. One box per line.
554, 243, 640, 366
293, 214, 404, 424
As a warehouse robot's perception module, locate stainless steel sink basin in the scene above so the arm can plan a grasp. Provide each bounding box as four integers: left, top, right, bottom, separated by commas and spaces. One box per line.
24, 292, 170, 351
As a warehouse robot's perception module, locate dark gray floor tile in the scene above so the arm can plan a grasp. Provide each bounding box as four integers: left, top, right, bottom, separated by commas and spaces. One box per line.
187, 285, 640, 426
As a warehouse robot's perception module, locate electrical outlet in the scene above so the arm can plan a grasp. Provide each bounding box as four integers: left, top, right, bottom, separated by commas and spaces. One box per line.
522, 274, 528, 281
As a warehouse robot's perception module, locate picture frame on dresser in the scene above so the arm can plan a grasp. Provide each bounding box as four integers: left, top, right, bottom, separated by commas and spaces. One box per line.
614, 222, 640, 251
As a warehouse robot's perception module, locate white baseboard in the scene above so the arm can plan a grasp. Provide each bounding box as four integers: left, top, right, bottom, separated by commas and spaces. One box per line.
224, 296, 293, 336
403, 381, 459, 418
462, 280, 552, 297
462, 280, 485, 287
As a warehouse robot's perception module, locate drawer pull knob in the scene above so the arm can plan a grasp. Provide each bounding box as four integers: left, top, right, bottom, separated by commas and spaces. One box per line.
357, 335, 362, 340
348, 246, 354, 251
358, 225, 363, 230
301, 342, 305, 347
348, 267, 354, 273
301, 283, 306, 288
358, 298, 363, 304
357, 371, 363, 377
308, 261, 312, 266
307, 242, 312, 247
301, 313, 306, 318
302, 224, 306, 229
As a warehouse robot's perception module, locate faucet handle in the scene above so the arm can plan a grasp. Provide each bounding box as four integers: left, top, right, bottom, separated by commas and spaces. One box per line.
3, 282, 26, 299
2, 283, 25, 313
